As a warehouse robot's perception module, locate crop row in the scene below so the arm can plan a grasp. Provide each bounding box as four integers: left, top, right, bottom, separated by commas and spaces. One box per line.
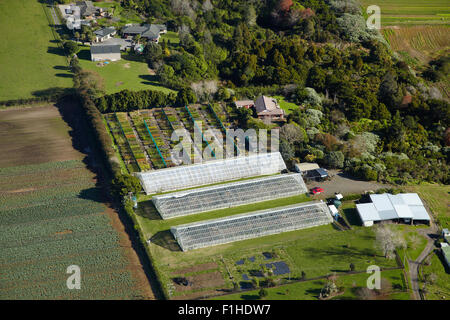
0, 182, 99, 210
149, 108, 177, 166
129, 111, 166, 169
1, 248, 129, 288
0, 213, 113, 247
0, 167, 93, 192
0, 197, 105, 226
164, 107, 202, 163
2, 270, 139, 300
115, 112, 151, 171
105, 113, 140, 173
0, 229, 120, 265
0, 159, 84, 177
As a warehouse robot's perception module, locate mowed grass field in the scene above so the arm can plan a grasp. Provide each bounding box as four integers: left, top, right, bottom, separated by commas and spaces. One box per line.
0, 0, 72, 101
421, 251, 450, 300
0, 104, 153, 299
405, 184, 450, 229
133, 193, 401, 299
77, 47, 175, 95
359, 0, 450, 26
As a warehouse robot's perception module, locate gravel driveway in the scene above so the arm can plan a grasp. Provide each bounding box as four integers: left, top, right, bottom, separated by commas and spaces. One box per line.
305, 169, 391, 198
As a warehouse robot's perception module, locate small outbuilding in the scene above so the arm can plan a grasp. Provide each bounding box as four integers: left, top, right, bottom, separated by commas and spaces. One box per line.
90, 44, 121, 61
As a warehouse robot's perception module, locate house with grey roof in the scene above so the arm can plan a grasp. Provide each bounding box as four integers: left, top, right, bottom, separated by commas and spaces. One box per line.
122, 24, 167, 43
94, 27, 116, 42
90, 44, 121, 61
254, 96, 285, 122
76, 1, 97, 18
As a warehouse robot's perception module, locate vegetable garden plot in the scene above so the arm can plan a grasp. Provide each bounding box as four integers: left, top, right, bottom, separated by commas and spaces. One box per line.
145, 110, 175, 167
162, 107, 203, 163
115, 112, 151, 171
129, 111, 164, 169
184, 105, 220, 159
201, 104, 242, 156
105, 113, 139, 173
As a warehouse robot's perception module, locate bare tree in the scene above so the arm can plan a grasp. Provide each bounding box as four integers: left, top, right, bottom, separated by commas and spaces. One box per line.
191, 80, 218, 102
374, 224, 406, 259
171, 0, 197, 20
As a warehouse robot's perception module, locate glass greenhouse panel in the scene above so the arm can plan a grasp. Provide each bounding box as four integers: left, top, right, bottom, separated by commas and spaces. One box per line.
171, 201, 332, 251
136, 152, 287, 194
153, 173, 307, 219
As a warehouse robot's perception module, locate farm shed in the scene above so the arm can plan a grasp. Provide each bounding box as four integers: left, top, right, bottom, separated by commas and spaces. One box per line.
171, 201, 332, 251
90, 44, 121, 61
356, 193, 430, 227
152, 173, 307, 219
294, 162, 320, 173
136, 152, 287, 194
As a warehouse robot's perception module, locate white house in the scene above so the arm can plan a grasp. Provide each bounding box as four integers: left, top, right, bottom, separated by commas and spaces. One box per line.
94, 27, 116, 42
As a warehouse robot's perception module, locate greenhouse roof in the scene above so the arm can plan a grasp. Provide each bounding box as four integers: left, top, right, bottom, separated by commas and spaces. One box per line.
152, 173, 308, 219
136, 152, 287, 194
171, 201, 332, 251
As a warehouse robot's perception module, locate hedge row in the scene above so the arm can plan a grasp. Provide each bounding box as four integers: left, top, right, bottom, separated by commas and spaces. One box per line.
95, 89, 176, 113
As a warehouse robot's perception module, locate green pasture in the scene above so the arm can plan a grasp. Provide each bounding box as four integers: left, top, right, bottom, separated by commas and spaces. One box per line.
0, 0, 72, 101
77, 46, 174, 95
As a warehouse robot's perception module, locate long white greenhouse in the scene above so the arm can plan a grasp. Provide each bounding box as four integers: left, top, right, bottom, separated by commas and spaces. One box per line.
171, 201, 332, 251
136, 152, 287, 194
152, 173, 308, 219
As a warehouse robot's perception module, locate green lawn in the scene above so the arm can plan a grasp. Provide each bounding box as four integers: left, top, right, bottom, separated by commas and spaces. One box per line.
341, 200, 429, 260
77, 47, 175, 95
213, 269, 410, 300
359, 0, 450, 25
273, 96, 299, 115
0, 0, 73, 101
160, 31, 181, 46
421, 251, 450, 300
405, 184, 450, 229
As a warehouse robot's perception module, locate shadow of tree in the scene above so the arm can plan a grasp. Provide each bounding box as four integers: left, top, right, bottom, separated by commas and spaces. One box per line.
54, 65, 70, 70
77, 49, 92, 61
31, 87, 74, 98
55, 73, 73, 78
78, 187, 104, 203
343, 207, 362, 226
240, 294, 260, 300
150, 230, 181, 252
47, 46, 66, 57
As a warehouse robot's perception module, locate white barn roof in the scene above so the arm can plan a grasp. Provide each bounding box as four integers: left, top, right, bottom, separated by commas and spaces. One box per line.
356, 203, 380, 222
358, 193, 430, 224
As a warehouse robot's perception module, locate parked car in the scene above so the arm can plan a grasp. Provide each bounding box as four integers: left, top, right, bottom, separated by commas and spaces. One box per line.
311, 187, 324, 194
